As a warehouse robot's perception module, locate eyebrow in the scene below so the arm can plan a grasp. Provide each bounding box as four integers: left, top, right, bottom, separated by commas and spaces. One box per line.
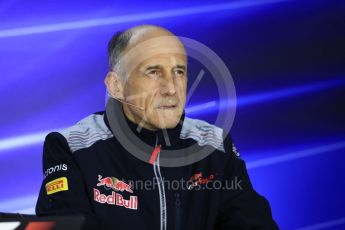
174, 65, 186, 70
144, 65, 162, 71
144, 64, 186, 71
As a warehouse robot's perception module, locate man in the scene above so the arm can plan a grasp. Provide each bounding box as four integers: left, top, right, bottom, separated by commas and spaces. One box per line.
36, 25, 278, 229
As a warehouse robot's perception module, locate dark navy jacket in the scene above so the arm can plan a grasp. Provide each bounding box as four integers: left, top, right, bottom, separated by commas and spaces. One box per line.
36, 110, 278, 230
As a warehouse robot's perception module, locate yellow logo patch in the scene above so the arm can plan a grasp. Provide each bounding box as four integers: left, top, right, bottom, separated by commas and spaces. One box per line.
45, 177, 68, 195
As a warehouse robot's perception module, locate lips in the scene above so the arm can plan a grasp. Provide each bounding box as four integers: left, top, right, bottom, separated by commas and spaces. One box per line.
157, 104, 177, 109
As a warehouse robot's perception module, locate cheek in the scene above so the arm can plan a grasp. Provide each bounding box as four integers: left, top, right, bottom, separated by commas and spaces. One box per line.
175, 79, 187, 98
124, 79, 149, 104
176, 77, 187, 89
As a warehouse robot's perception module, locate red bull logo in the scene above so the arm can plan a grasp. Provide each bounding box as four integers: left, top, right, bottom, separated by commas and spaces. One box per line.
188, 172, 215, 190
97, 175, 133, 193
93, 188, 138, 210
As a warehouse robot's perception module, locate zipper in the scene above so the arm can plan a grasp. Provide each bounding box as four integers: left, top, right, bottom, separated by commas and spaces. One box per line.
152, 135, 167, 230
174, 192, 181, 230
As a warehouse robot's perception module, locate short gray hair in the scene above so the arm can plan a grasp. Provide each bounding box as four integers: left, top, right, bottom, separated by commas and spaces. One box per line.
107, 25, 175, 80
107, 30, 133, 77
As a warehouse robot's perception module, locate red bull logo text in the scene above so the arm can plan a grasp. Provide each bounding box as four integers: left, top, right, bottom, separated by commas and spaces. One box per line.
97, 175, 133, 193
93, 188, 138, 210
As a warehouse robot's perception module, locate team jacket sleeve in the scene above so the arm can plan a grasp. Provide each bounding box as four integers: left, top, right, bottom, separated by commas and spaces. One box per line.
216, 135, 279, 230
35, 132, 100, 229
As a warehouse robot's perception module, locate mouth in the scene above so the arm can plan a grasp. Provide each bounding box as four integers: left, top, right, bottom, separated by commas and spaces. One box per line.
156, 104, 178, 110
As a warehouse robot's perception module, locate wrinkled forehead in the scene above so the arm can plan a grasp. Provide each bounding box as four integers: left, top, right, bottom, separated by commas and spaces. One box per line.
121, 36, 187, 71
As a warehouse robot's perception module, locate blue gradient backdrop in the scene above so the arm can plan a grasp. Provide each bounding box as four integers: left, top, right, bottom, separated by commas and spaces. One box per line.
0, 0, 344, 229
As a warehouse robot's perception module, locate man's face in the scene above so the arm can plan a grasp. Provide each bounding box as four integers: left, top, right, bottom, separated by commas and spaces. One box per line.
121, 35, 187, 131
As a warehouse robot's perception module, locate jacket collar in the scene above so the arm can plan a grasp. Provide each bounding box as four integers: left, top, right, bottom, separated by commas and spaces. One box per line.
104, 101, 185, 149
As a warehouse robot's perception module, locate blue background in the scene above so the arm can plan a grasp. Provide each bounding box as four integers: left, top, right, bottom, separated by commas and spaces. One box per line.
0, 0, 344, 229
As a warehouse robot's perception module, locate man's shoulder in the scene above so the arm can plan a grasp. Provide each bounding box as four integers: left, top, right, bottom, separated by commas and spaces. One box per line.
181, 116, 225, 152
181, 116, 240, 158
50, 112, 113, 153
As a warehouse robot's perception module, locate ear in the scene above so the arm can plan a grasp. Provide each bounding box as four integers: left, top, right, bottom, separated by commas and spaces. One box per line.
104, 72, 124, 100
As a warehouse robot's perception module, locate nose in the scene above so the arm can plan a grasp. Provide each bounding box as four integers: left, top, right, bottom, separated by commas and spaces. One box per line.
159, 75, 176, 96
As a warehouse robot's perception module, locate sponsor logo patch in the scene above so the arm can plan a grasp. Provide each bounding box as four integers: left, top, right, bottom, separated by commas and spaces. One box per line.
97, 175, 133, 193
45, 177, 68, 195
188, 172, 215, 190
93, 188, 138, 210
44, 164, 67, 178
94, 175, 138, 210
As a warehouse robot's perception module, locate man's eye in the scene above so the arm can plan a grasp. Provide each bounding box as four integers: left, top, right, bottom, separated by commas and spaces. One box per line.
146, 70, 160, 77
174, 69, 185, 77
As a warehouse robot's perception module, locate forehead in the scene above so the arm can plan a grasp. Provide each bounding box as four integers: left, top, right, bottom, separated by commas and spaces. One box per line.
121, 35, 187, 70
